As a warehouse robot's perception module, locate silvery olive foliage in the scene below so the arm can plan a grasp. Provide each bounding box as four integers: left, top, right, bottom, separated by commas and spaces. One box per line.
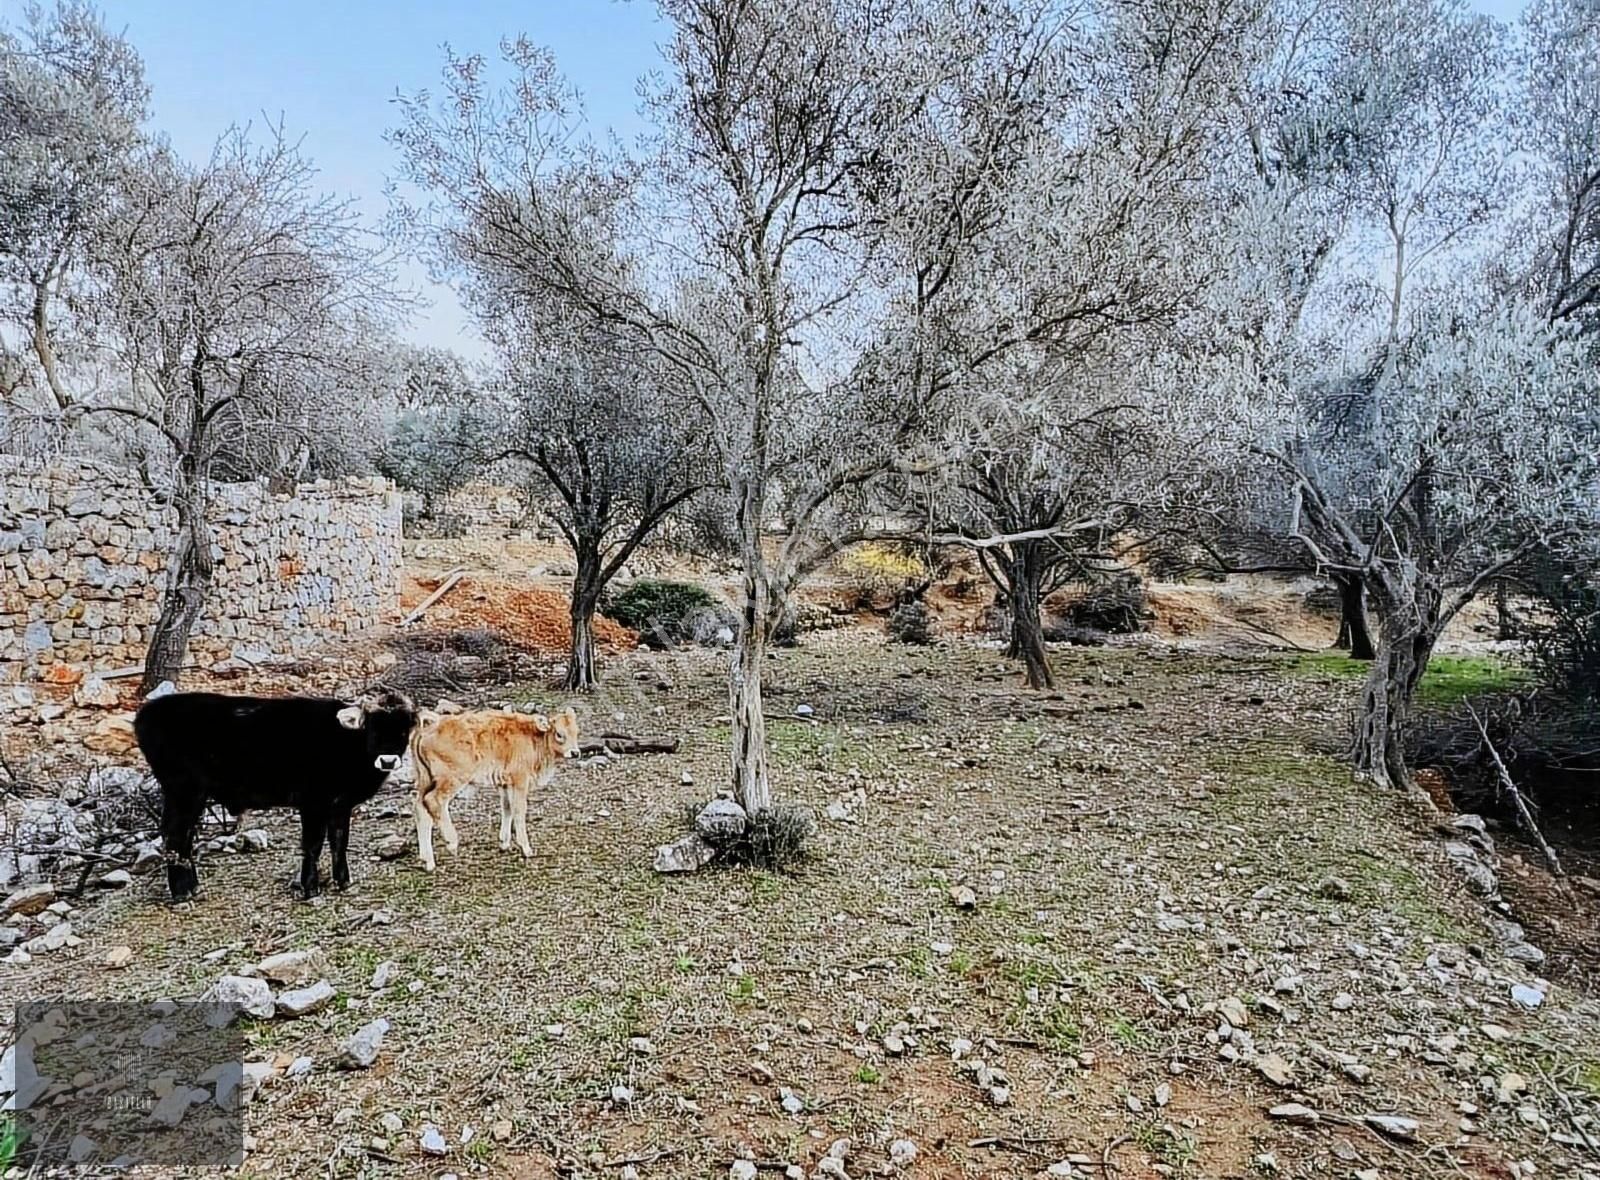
390, 0, 1265, 810
1189, 0, 1600, 789
0, 1, 146, 422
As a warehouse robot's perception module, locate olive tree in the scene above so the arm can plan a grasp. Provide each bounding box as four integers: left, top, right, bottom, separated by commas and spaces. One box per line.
1520, 0, 1600, 329
0, 0, 146, 420
1258, 297, 1598, 790
391, 1, 1106, 812
493, 320, 709, 691
91, 128, 396, 691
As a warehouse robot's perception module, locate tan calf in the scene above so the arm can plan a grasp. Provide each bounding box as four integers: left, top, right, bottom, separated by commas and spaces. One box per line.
409, 707, 580, 871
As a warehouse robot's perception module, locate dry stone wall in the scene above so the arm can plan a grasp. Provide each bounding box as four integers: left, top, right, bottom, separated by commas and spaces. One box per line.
0, 456, 402, 679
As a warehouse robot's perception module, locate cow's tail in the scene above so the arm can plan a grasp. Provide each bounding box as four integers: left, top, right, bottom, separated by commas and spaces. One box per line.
410, 711, 440, 798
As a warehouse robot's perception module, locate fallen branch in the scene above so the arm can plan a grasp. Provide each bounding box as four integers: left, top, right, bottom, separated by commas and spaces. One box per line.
97, 665, 146, 681
580, 733, 680, 756
1468, 706, 1564, 877
402, 567, 466, 627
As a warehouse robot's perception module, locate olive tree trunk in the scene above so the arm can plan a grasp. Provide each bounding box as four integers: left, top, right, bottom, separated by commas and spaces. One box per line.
999, 543, 1053, 690
563, 547, 604, 692
1332, 573, 1375, 660
730, 564, 772, 814
141, 465, 213, 693
1354, 612, 1438, 791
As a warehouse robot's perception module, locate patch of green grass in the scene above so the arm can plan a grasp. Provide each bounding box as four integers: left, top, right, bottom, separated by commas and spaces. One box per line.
854, 1064, 883, 1084
1039, 1007, 1083, 1055
902, 946, 934, 978
465, 1137, 495, 1163
674, 953, 698, 974
749, 873, 783, 903
728, 974, 757, 1003
1289, 651, 1527, 704
948, 950, 975, 978
1134, 1122, 1197, 1171
1107, 1013, 1156, 1052
1578, 1061, 1600, 1100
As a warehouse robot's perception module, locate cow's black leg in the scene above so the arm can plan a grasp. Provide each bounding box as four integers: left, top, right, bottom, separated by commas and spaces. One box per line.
328, 810, 353, 891
296, 811, 328, 899
161, 788, 204, 902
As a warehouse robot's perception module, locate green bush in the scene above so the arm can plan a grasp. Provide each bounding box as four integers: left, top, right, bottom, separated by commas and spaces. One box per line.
603, 579, 723, 648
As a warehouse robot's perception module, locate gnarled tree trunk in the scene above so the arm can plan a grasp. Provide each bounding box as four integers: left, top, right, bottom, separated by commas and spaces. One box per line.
1331, 573, 1375, 660
730, 564, 772, 814
1000, 542, 1053, 690
564, 545, 603, 691
1354, 606, 1439, 791
141, 465, 213, 693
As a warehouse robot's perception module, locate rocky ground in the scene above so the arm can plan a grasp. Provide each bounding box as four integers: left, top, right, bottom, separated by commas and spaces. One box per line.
3, 630, 1598, 1179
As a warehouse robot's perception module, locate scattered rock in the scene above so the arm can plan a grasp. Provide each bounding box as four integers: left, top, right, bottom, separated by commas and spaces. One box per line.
104, 946, 134, 969
420, 1125, 449, 1156
96, 869, 133, 888
338, 1018, 390, 1069
1361, 1114, 1419, 1141
239, 1061, 276, 1105
380, 1112, 404, 1134
949, 885, 977, 910
257, 947, 326, 985
1256, 1053, 1294, 1087
237, 829, 271, 852
373, 833, 410, 861
1510, 984, 1545, 1009
4, 883, 55, 916
696, 799, 749, 841
74, 676, 119, 708
1317, 875, 1352, 901
148, 1086, 202, 1128
1497, 1073, 1529, 1104
1218, 996, 1249, 1028
1267, 1103, 1319, 1125
275, 980, 335, 1017
731, 1162, 759, 1180
1331, 992, 1355, 1011
779, 1088, 804, 1114
889, 1139, 918, 1167
370, 960, 397, 990
202, 975, 275, 1020
653, 833, 716, 873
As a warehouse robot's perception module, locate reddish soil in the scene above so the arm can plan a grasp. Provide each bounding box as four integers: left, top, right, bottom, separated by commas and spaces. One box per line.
401, 574, 637, 655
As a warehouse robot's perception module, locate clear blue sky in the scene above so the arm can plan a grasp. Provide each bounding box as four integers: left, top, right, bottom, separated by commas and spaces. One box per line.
88, 0, 668, 359
78, 0, 1526, 359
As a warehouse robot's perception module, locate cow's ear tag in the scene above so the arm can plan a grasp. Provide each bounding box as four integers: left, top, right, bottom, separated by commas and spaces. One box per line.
336, 706, 364, 730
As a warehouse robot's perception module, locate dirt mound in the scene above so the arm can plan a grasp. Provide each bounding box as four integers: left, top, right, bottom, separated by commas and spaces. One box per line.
400, 575, 637, 654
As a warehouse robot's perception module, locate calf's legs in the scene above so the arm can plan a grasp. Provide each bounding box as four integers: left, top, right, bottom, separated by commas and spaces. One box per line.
414, 791, 441, 872
498, 786, 513, 852
160, 789, 204, 902
511, 780, 533, 859
328, 810, 353, 890
297, 811, 328, 897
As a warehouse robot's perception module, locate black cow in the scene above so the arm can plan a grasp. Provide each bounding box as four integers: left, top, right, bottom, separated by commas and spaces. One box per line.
135, 689, 418, 901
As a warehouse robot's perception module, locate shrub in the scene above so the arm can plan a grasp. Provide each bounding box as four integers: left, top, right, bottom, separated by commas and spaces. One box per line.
837, 543, 927, 610
603, 579, 722, 648
1040, 616, 1107, 645
685, 798, 816, 870
887, 601, 936, 645
1053, 571, 1148, 634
